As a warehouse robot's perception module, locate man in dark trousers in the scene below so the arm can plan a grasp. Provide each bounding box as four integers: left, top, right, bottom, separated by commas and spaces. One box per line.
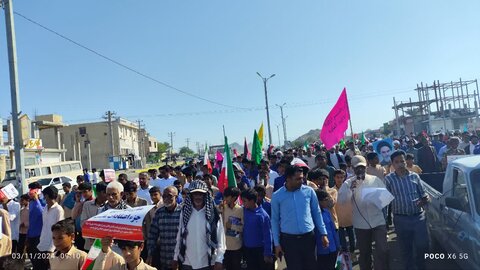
271, 165, 329, 270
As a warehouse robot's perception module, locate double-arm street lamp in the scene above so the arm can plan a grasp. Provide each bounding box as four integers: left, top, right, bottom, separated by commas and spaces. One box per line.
256, 72, 275, 147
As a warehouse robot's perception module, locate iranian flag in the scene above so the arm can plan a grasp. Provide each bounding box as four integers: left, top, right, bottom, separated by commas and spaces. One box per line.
218, 136, 236, 193
204, 145, 213, 174
81, 239, 102, 270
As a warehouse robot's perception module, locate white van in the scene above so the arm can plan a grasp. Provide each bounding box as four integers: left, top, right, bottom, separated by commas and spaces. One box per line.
2, 161, 83, 191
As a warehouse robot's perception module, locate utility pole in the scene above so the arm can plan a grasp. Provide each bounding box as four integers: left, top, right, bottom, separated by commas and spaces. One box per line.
86, 134, 92, 172
185, 138, 190, 149
276, 124, 281, 147
276, 103, 288, 146
104, 111, 116, 157
3, 0, 26, 195
393, 97, 401, 136
257, 72, 275, 147
137, 120, 145, 168
167, 132, 175, 159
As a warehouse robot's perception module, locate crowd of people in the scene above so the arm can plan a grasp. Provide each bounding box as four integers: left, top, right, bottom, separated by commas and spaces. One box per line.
0, 130, 477, 270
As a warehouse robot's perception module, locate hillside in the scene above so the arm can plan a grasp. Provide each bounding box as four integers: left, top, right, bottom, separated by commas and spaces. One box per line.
292, 129, 321, 145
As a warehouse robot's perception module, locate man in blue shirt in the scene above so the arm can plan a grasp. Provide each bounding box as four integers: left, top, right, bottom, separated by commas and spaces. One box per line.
26, 182, 45, 270
271, 165, 329, 270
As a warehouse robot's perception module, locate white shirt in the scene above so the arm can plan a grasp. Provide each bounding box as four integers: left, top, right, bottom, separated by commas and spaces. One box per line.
260, 170, 280, 186
469, 143, 477, 154
329, 152, 341, 169
337, 175, 386, 230
152, 176, 177, 193
137, 185, 153, 205
0, 200, 20, 240
174, 207, 226, 269
37, 202, 65, 252
92, 172, 100, 184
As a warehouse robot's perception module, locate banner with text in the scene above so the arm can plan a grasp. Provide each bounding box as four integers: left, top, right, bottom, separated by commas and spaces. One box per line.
320, 88, 351, 149
82, 205, 154, 241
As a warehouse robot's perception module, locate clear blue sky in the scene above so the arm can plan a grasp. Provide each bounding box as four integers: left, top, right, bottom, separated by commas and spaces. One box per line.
1, 1, 480, 151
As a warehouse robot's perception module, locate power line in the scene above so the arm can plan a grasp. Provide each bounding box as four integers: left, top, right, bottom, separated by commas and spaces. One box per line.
63, 88, 416, 123
13, 11, 245, 110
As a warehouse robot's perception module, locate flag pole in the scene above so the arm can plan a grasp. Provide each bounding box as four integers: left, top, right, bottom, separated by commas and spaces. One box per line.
349, 120, 354, 141
345, 88, 354, 140
222, 125, 226, 137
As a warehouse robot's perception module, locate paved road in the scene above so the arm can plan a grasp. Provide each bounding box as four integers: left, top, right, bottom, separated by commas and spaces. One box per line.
349, 228, 461, 270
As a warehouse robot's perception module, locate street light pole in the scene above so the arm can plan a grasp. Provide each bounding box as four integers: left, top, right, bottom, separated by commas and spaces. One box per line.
276, 103, 288, 147
3, 0, 26, 196
257, 72, 275, 147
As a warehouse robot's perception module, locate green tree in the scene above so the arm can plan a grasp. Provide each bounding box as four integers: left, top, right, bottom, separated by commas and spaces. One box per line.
179, 146, 195, 158
157, 142, 170, 160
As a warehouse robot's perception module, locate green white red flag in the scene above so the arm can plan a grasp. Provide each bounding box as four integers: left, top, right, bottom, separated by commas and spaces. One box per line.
81, 239, 102, 270
204, 144, 212, 174
218, 136, 236, 193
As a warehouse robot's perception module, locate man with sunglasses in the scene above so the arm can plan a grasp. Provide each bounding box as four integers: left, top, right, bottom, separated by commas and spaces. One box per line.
147, 186, 182, 269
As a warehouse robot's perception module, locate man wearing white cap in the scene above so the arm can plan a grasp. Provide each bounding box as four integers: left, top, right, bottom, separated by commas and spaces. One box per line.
338, 155, 388, 270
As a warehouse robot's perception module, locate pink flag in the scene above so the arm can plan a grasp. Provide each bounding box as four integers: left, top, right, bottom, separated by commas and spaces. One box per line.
216, 150, 223, 161
320, 88, 351, 150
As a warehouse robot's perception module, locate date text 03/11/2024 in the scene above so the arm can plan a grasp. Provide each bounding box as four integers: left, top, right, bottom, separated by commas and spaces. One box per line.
10, 252, 83, 260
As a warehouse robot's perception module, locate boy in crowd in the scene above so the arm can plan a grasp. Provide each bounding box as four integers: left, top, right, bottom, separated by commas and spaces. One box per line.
315, 190, 340, 270
49, 219, 87, 270
253, 185, 271, 217
125, 181, 148, 208
406, 153, 423, 174
94, 239, 156, 270
221, 187, 243, 270
366, 152, 386, 182
18, 194, 30, 254
333, 170, 356, 259
142, 186, 163, 261
36, 186, 65, 270
241, 188, 273, 270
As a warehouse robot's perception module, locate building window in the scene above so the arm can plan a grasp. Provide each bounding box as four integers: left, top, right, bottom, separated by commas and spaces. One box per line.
149, 141, 152, 147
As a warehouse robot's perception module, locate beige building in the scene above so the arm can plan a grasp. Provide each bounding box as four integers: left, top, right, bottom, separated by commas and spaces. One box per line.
38, 115, 155, 170
1, 115, 66, 180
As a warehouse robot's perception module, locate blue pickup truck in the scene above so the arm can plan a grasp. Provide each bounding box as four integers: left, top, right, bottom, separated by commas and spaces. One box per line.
420, 155, 480, 269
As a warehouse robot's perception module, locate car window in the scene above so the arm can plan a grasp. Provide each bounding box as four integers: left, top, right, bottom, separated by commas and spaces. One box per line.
38, 178, 52, 186
52, 177, 61, 184
453, 168, 470, 213
61, 177, 72, 184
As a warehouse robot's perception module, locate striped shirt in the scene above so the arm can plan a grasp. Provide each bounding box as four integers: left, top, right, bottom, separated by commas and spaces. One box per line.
385, 171, 427, 215
147, 204, 182, 266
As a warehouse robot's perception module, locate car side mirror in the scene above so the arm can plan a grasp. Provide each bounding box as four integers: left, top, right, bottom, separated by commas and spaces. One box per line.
445, 197, 465, 212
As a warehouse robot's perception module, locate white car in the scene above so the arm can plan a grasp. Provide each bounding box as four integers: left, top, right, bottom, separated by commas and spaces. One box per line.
36, 176, 77, 195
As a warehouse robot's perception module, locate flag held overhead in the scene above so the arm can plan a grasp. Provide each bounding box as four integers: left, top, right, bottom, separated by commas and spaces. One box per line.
218, 136, 237, 193
320, 88, 351, 150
